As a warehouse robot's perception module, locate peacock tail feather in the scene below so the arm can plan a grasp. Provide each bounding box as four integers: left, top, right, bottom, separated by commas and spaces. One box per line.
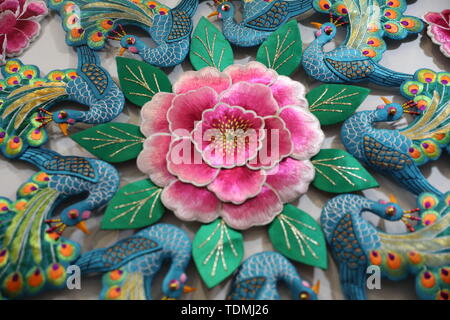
400, 69, 450, 165
100, 269, 147, 300
0, 60, 79, 155
48, 0, 169, 49
0, 171, 81, 298
313, 0, 423, 62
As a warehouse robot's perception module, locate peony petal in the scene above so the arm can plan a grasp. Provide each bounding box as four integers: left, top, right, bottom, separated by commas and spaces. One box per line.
424, 11, 450, 29
223, 61, 277, 86
5, 28, 28, 54
0, 0, 19, 14
247, 116, 292, 169
0, 11, 17, 35
140, 92, 175, 137
278, 106, 324, 160
19, 1, 47, 19
14, 19, 39, 39
430, 25, 450, 44
221, 185, 282, 230
265, 158, 315, 203
219, 82, 279, 117
270, 75, 308, 108
136, 134, 176, 187
173, 66, 231, 94
207, 166, 266, 204
0, 35, 6, 64
161, 180, 221, 223
168, 87, 218, 136
167, 137, 219, 186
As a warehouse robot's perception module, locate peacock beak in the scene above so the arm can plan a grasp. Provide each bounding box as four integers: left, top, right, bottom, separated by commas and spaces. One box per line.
76, 221, 90, 234
381, 97, 392, 104
389, 194, 398, 204
312, 280, 320, 294
207, 11, 219, 18
58, 123, 69, 136
311, 22, 323, 29
119, 47, 127, 56
183, 285, 196, 294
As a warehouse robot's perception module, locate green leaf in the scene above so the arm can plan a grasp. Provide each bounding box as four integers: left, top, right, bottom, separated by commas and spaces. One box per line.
116, 56, 172, 107
190, 17, 234, 71
256, 20, 302, 76
312, 149, 379, 193
101, 179, 165, 230
269, 204, 327, 269
306, 84, 370, 125
71, 123, 144, 163
193, 219, 244, 288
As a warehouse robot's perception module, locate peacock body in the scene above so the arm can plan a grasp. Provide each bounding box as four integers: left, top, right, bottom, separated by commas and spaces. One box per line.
302, 0, 423, 87
74, 223, 194, 300
48, 0, 198, 67
211, 0, 313, 47
341, 69, 450, 197
226, 251, 319, 300
321, 193, 450, 300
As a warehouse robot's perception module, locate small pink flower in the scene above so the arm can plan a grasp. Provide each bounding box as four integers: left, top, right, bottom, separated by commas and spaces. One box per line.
0, 0, 48, 64
138, 62, 324, 230
424, 10, 450, 58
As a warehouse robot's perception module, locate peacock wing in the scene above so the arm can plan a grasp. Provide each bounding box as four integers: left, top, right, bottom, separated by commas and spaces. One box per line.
243, 0, 291, 31
226, 276, 267, 300
323, 54, 376, 82
166, 0, 198, 43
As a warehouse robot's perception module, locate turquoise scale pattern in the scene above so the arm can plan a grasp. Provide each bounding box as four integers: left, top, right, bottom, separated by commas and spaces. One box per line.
227, 252, 309, 300
340, 108, 442, 196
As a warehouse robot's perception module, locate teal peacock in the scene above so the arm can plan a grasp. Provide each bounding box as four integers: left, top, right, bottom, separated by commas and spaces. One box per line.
75, 224, 195, 300
321, 193, 450, 300
341, 69, 449, 197
48, 0, 199, 68
302, 0, 424, 87
209, 0, 313, 47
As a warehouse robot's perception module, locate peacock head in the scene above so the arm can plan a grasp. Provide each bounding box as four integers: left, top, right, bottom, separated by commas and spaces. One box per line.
375, 97, 420, 122
52, 110, 81, 136
311, 22, 337, 43
311, 12, 347, 44
161, 270, 196, 300
208, 0, 235, 20
374, 97, 404, 122
46, 204, 91, 239
119, 35, 145, 57
371, 195, 421, 232
293, 279, 320, 300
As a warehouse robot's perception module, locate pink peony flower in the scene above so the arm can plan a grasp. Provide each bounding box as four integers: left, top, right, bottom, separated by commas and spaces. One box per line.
424, 10, 450, 58
0, 0, 48, 64
138, 62, 324, 230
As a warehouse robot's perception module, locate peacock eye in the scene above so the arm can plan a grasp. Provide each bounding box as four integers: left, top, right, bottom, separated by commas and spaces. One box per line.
386, 206, 396, 216
126, 37, 135, 45
324, 27, 333, 35
58, 111, 68, 119
169, 280, 180, 291
221, 4, 230, 11
299, 291, 310, 300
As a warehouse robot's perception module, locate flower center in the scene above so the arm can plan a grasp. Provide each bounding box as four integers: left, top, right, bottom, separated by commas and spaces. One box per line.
210, 115, 251, 155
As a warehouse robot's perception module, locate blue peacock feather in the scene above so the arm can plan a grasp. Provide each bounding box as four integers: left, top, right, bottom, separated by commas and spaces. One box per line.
226, 251, 319, 300
302, 0, 423, 87
48, 0, 199, 68
321, 193, 450, 300
209, 0, 313, 47
74, 223, 195, 300
341, 70, 449, 197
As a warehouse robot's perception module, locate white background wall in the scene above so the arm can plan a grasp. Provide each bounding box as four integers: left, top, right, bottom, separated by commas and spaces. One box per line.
1, 0, 448, 299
